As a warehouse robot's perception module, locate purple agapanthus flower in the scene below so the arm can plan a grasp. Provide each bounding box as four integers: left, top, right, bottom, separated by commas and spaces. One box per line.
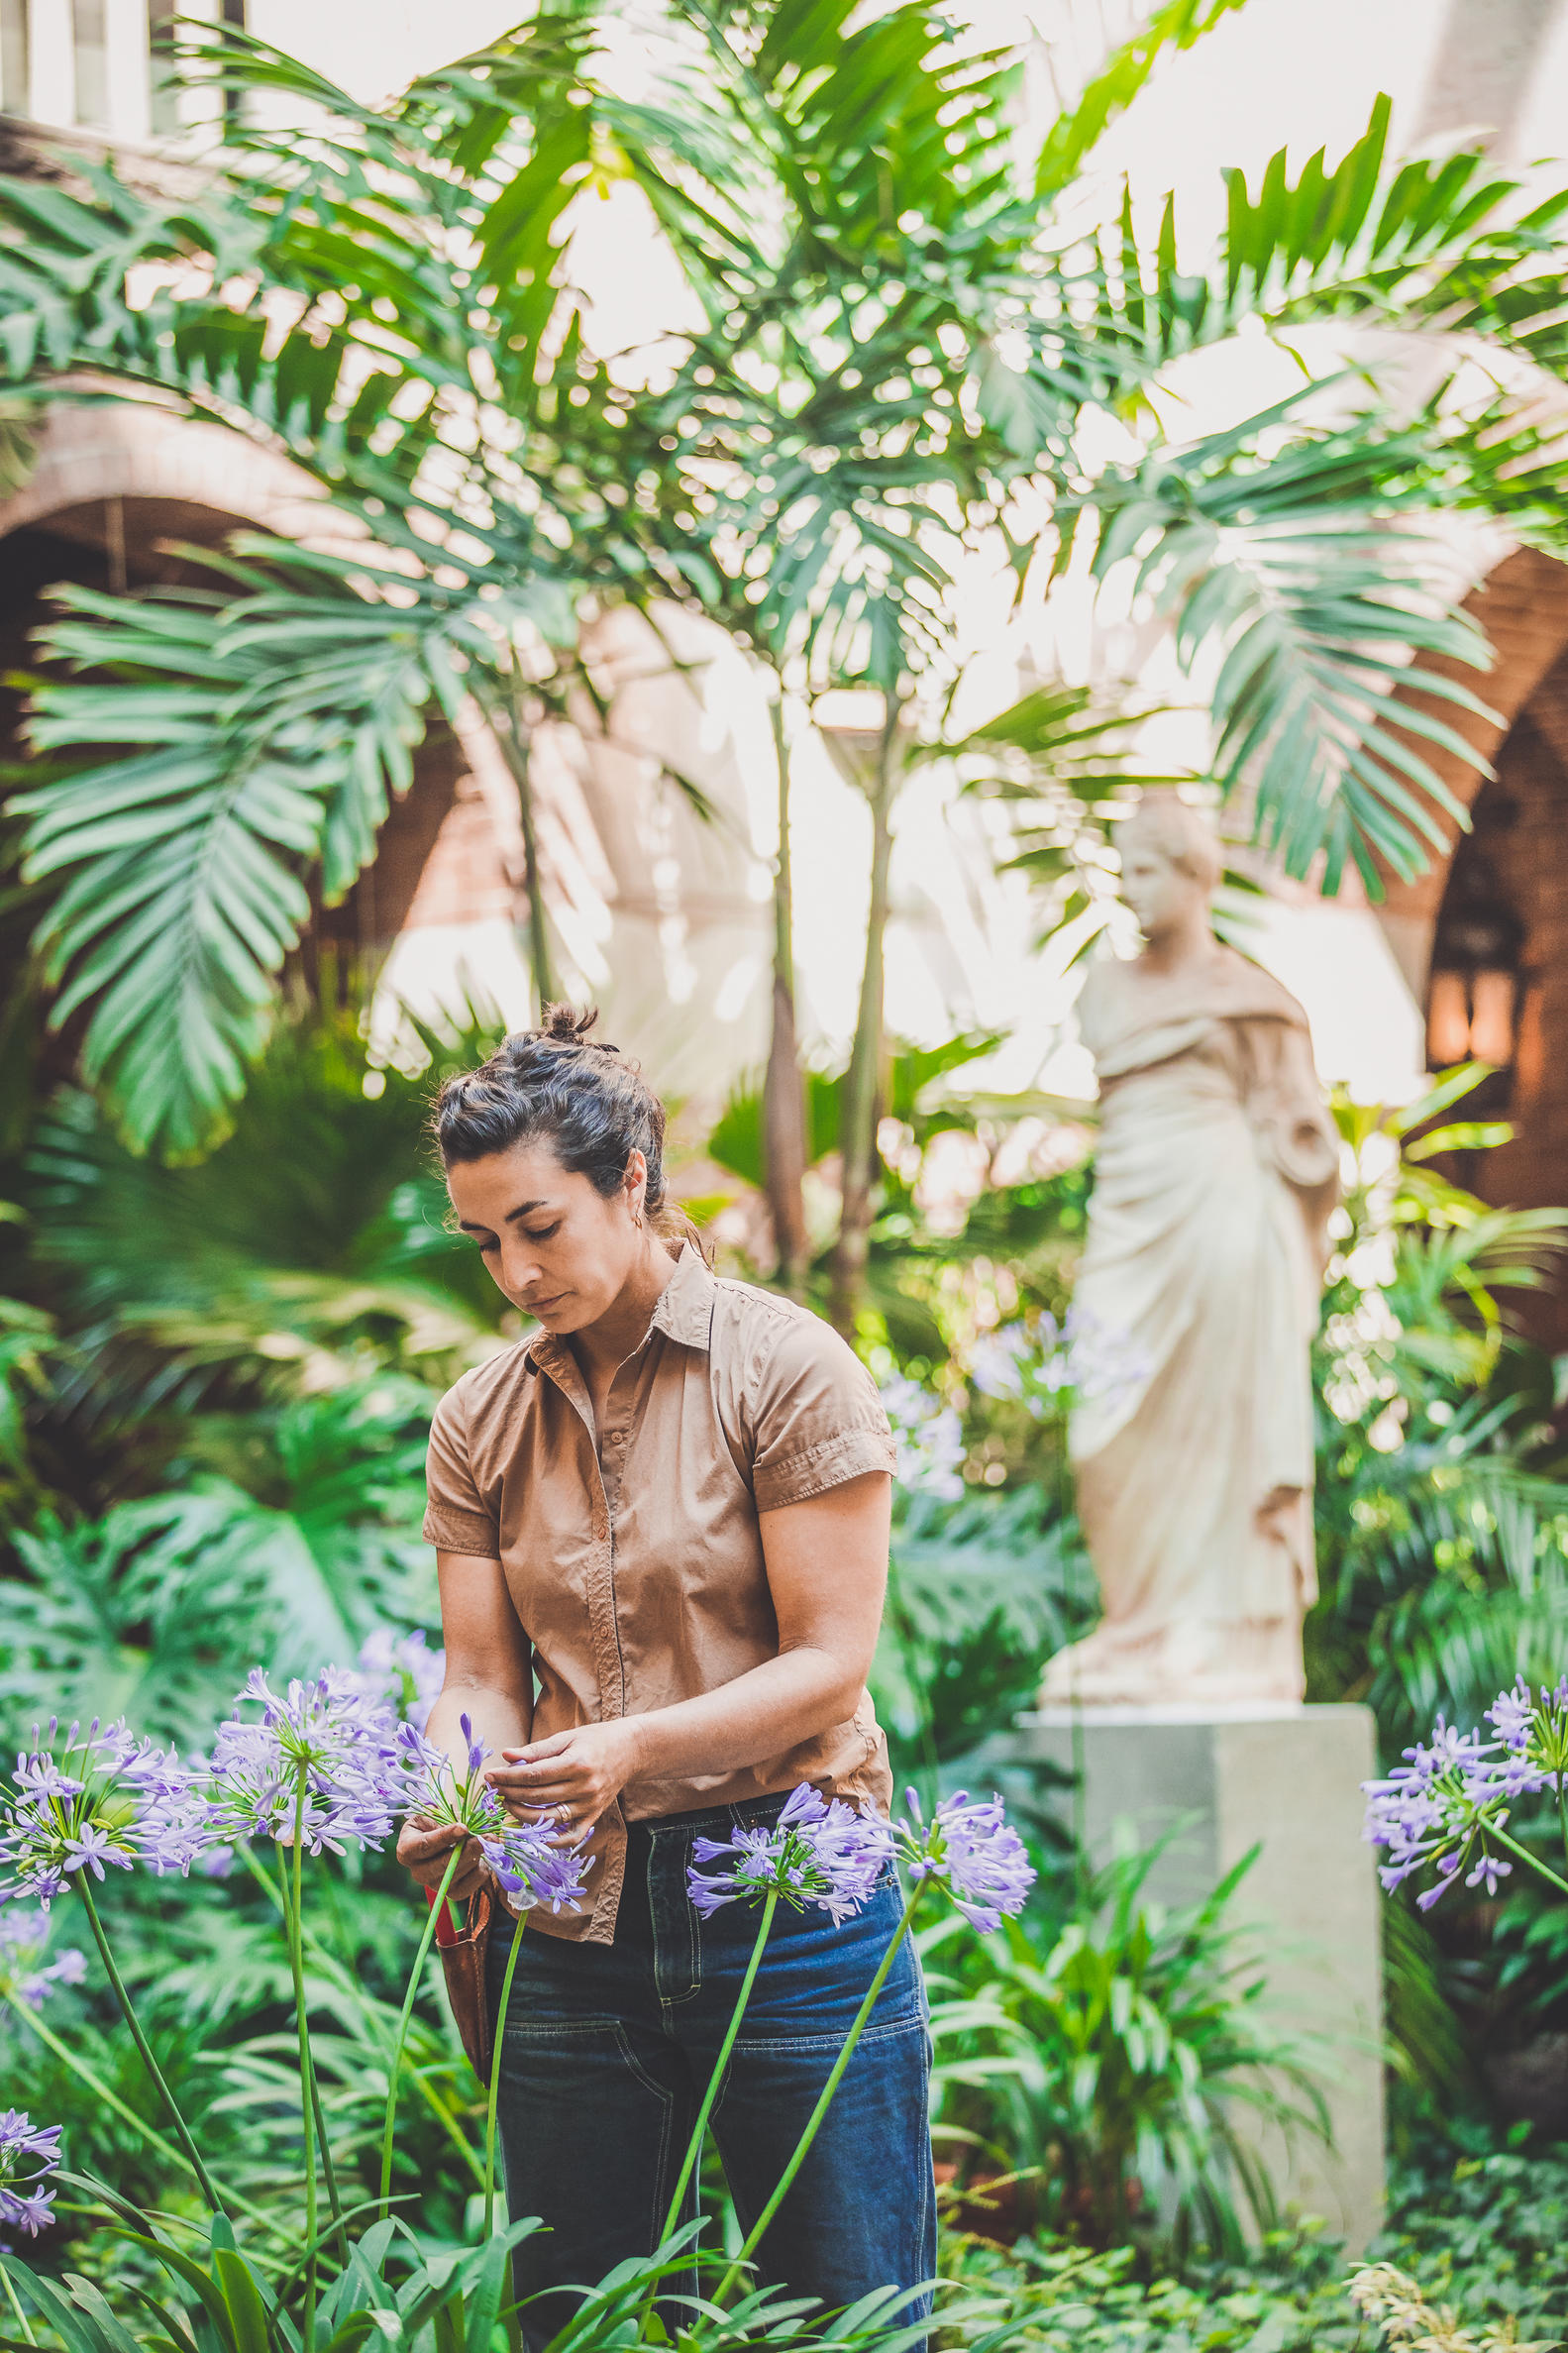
895, 1788, 1036, 1931
0, 2107, 60, 2239
685, 1783, 894, 1925
0, 1719, 209, 1907
398, 1720, 593, 1915
1362, 1690, 1568, 1912
205, 1667, 404, 1857
0, 1906, 86, 2009
1489, 1677, 1536, 1752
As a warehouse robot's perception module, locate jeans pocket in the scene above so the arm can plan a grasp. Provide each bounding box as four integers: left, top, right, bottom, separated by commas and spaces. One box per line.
734, 2005, 928, 2057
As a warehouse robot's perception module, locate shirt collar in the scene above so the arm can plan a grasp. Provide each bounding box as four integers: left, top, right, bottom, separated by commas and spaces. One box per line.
649, 1242, 717, 1349
520, 1241, 714, 1373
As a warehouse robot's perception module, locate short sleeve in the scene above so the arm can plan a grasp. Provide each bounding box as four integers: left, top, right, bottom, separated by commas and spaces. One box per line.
747, 1314, 895, 1513
423, 1382, 501, 1557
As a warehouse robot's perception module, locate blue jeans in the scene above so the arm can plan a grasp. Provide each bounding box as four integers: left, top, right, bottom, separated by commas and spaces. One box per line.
484, 1792, 935, 2343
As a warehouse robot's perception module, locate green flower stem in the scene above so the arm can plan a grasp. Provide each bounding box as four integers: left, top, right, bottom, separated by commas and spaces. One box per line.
75, 1878, 227, 2217
239, 1847, 483, 2190
663, 1889, 778, 2241
1, 2256, 37, 2346
287, 1778, 318, 2353
1490, 1822, 1568, 1900
484, 1910, 525, 2238
1557, 1773, 1568, 1878
275, 1852, 345, 2251
715, 1880, 926, 2306
378, 1846, 464, 2223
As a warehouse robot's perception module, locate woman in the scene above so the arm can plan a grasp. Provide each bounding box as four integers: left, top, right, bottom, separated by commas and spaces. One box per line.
1038, 798, 1340, 1707
398, 1006, 933, 2336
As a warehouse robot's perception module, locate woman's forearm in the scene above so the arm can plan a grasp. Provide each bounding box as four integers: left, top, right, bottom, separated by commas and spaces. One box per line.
623, 1646, 860, 1786
426, 1678, 533, 1767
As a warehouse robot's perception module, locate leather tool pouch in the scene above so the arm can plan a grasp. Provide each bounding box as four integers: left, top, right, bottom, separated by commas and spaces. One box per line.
429, 1884, 493, 2081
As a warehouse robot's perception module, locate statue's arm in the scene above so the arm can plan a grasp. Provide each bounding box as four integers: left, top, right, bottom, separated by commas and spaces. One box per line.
1240, 1017, 1342, 1259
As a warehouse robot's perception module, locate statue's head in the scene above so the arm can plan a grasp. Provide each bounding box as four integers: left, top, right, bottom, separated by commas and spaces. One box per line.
1116, 797, 1222, 940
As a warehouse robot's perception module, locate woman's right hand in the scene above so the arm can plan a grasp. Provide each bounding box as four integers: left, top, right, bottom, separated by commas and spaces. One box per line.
397, 1815, 487, 1902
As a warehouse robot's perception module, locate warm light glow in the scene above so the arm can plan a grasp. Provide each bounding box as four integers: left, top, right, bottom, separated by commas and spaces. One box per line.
1427, 969, 1472, 1068
1468, 969, 1517, 1066
1426, 966, 1518, 1070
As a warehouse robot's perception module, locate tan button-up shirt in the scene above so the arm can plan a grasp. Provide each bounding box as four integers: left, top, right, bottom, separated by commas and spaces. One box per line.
422, 1245, 897, 1943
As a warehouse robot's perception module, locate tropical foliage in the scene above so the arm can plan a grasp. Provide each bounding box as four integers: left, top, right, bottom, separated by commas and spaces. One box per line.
0, 0, 1565, 1246
925, 1839, 1330, 2256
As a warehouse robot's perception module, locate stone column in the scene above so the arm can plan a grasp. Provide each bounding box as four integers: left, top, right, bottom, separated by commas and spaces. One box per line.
1013, 1701, 1385, 2252
104, 0, 151, 141
26, 0, 74, 126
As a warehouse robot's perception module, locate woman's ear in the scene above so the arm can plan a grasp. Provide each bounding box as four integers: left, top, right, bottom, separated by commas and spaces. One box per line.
624, 1147, 648, 1229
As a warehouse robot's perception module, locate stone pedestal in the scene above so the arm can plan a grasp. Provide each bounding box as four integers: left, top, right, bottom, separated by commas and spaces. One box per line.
1013, 1702, 1384, 2252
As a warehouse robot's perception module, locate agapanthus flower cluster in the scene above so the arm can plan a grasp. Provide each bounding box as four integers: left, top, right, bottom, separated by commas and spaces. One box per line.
399, 1718, 593, 1914
205, 1668, 406, 1857
350, 1627, 446, 1735
1488, 1674, 1568, 1792
0, 1905, 86, 2008
685, 1784, 895, 1924
896, 1788, 1036, 1931
879, 1373, 966, 1500
0, 1719, 211, 1907
0, 2108, 60, 2239
967, 1309, 1149, 1423
1363, 1681, 1568, 1911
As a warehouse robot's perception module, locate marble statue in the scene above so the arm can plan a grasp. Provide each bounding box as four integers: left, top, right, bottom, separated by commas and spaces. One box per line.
1039, 800, 1341, 1708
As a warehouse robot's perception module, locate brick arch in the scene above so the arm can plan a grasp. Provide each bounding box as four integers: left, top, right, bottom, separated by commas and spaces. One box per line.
1378, 544, 1568, 1001
0, 397, 329, 547
0, 400, 513, 957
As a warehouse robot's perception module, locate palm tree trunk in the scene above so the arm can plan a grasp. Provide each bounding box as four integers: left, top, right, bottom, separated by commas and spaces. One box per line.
831, 713, 900, 1337
763, 694, 809, 1295
511, 722, 558, 1016
480, 684, 558, 1016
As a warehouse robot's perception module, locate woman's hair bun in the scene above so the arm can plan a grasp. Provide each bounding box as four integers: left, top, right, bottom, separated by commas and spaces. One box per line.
539, 1002, 614, 1050
433, 1001, 712, 1261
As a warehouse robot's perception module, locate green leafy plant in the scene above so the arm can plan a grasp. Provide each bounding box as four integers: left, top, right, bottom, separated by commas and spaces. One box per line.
926, 1839, 1330, 2258
876, 1487, 1093, 1792
0, 1387, 436, 1750
1310, 1066, 1568, 1744
20, 1000, 508, 1439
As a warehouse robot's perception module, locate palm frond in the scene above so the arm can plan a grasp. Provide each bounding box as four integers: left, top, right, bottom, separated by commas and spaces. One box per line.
1034, 0, 1249, 203
1073, 400, 1497, 892
1054, 94, 1568, 383
13, 551, 475, 1155
947, 680, 1200, 954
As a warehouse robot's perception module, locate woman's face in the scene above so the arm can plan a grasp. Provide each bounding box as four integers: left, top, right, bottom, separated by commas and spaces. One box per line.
1119, 839, 1201, 939
446, 1139, 648, 1335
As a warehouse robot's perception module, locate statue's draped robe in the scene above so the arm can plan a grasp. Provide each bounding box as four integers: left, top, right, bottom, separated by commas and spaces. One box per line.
1044, 949, 1339, 1705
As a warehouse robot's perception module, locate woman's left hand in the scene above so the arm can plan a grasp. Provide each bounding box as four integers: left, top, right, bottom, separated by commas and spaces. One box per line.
487, 1719, 644, 1839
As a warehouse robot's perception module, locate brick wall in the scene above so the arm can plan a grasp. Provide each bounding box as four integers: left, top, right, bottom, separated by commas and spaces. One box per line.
1423, 646, 1568, 1350
1376, 548, 1568, 1350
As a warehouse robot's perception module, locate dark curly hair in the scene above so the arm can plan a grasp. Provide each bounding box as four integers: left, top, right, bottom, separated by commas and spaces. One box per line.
433, 1005, 703, 1252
